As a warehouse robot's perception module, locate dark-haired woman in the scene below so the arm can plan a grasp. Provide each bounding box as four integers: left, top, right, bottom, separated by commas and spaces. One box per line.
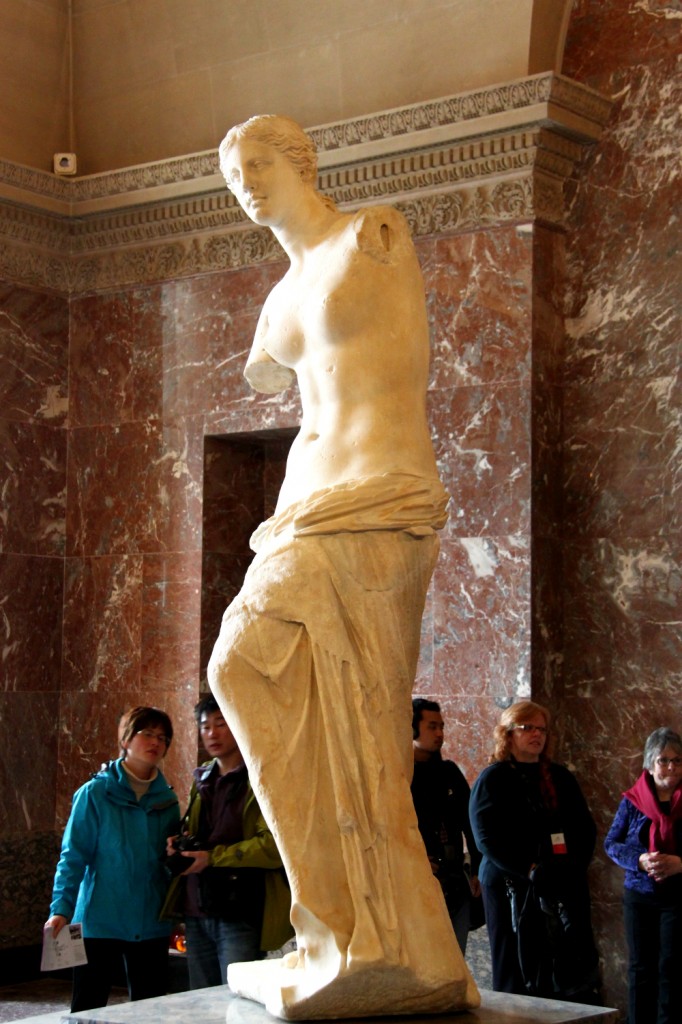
605, 727, 682, 1024
45, 706, 180, 1012
469, 700, 598, 1000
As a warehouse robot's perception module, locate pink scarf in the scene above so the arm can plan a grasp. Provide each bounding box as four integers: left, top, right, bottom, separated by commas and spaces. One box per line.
625, 770, 682, 854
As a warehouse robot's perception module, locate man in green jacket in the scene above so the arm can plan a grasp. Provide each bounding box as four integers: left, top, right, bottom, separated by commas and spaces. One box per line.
163, 696, 292, 988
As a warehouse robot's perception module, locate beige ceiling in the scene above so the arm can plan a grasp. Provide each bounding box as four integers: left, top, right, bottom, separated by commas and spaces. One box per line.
2, 0, 572, 175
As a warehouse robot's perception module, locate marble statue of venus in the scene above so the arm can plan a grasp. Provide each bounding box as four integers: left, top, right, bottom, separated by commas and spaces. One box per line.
207, 115, 479, 1020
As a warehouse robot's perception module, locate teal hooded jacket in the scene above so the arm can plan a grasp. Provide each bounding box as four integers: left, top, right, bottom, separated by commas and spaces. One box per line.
50, 758, 180, 941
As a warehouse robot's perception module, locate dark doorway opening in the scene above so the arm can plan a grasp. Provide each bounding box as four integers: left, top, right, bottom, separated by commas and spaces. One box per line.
200, 429, 296, 679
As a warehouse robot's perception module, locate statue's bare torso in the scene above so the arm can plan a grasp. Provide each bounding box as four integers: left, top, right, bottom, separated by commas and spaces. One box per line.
244, 206, 440, 512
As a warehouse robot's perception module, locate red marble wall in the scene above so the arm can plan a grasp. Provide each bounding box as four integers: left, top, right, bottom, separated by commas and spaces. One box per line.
0, 283, 68, 949
558, 0, 681, 1012
415, 227, 533, 777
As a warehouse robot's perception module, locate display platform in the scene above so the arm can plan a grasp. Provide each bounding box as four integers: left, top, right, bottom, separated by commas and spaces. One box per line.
16, 986, 618, 1024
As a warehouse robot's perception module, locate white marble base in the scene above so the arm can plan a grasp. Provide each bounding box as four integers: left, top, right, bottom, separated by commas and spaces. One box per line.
227, 956, 477, 1020
36, 985, 620, 1024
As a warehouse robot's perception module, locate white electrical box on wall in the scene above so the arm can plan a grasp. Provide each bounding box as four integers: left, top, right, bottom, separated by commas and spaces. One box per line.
53, 153, 77, 176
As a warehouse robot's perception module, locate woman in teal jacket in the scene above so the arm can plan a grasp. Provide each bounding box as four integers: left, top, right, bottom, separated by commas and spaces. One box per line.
46, 706, 180, 1012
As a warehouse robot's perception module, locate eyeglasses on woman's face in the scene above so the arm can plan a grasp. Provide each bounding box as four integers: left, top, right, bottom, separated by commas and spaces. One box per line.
512, 724, 548, 736
655, 756, 682, 768
135, 728, 170, 746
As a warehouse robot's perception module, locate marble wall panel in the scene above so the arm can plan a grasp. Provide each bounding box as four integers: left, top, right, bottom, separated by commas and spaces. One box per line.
69, 288, 165, 428
66, 416, 203, 557
141, 551, 202, 690
562, 537, 682, 706
205, 394, 303, 439
431, 534, 531, 703
0, 283, 68, 426
159, 264, 287, 420
161, 309, 258, 419
563, 13, 680, 390
565, 0, 679, 81
0, 419, 66, 557
420, 228, 532, 391
169, 261, 286, 328
0, 691, 60, 833
0, 553, 63, 692
62, 554, 142, 692
429, 383, 531, 538
564, 376, 680, 538
0, 279, 68, 955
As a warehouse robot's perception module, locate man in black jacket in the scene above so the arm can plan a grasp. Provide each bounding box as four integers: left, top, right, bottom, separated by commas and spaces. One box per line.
411, 698, 481, 953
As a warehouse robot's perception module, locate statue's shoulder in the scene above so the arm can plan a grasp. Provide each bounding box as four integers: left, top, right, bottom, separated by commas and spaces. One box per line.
350, 205, 413, 263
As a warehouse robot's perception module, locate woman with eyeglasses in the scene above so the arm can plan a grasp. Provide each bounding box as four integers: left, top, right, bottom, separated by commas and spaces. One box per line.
45, 706, 180, 1011
469, 700, 599, 1000
604, 727, 682, 1024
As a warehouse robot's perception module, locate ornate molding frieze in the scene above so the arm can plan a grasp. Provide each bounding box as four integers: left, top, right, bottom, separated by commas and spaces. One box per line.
310, 72, 612, 154
0, 73, 612, 295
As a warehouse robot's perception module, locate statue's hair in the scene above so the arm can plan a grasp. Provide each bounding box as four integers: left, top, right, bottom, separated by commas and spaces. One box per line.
219, 114, 318, 187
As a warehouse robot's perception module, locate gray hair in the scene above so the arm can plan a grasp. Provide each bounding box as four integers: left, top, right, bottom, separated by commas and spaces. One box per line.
643, 727, 682, 770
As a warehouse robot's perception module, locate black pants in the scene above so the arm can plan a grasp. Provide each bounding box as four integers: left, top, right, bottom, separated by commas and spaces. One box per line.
482, 874, 599, 1002
623, 888, 682, 1024
481, 878, 527, 994
71, 936, 169, 1012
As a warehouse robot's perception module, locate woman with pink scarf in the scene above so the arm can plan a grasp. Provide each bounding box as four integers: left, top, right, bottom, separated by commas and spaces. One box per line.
605, 727, 682, 1024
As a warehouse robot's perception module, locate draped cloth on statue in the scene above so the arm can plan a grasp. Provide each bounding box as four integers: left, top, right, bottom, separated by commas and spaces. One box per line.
208, 473, 479, 1018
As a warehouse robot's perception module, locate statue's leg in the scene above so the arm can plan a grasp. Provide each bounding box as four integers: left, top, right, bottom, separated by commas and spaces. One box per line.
207, 531, 480, 1017
208, 606, 355, 977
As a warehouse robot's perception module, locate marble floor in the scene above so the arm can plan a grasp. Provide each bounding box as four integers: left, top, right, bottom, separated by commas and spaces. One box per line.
0, 983, 618, 1024
0, 932, 493, 1024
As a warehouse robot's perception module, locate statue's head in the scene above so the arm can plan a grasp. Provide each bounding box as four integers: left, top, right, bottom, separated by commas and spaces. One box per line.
219, 115, 318, 190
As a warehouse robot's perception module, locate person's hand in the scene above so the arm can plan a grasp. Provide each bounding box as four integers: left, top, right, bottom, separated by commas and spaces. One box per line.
469, 875, 481, 898
640, 851, 682, 882
45, 915, 68, 937
166, 835, 180, 857
179, 850, 210, 875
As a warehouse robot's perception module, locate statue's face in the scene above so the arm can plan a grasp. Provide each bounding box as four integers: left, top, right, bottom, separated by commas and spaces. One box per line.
222, 138, 306, 228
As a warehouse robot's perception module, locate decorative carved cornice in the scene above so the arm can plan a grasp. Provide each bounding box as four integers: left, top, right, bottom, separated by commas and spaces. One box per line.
310, 72, 612, 154
0, 73, 611, 295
